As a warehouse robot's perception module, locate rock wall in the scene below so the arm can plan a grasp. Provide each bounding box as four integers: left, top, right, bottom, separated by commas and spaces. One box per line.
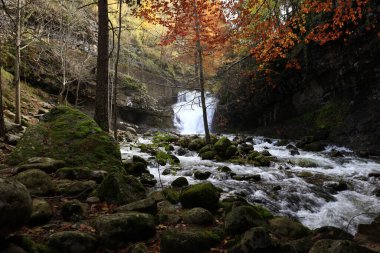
214, 27, 380, 156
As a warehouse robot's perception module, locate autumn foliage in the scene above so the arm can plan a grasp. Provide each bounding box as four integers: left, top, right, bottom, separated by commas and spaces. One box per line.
229, 0, 375, 70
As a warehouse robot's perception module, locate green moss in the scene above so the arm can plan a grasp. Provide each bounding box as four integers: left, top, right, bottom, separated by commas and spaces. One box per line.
214, 137, 232, 156
251, 205, 274, 219
161, 228, 222, 253
200, 151, 216, 160
179, 182, 220, 211
162, 188, 180, 204
188, 138, 205, 151
315, 101, 349, 130
247, 151, 271, 167
7, 106, 122, 171
156, 151, 180, 166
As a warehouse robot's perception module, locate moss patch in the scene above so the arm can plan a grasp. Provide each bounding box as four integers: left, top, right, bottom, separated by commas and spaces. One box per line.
7, 106, 122, 171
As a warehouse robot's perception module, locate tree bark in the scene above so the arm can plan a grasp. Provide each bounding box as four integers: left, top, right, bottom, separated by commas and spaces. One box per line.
194, 0, 210, 144
94, 0, 109, 131
0, 64, 6, 138
14, 0, 21, 124
112, 0, 122, 140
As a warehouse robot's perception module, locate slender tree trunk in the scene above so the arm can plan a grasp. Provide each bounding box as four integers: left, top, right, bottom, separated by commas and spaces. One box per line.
112, 0, 122, 140
0, 65, 6, 138
14, 0, 21, 124
94, 0, 109, 131
194, 0, 210, 144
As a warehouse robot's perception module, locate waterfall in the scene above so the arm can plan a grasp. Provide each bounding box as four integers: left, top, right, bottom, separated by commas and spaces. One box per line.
172, 90, 217, 134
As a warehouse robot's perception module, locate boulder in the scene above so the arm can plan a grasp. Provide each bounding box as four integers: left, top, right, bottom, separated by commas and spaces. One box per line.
56, 167, 106, 183
125, 162, 149, 176
14, 169, 55, 196
29, 199, 53, 226
130, 243, 148, 253
116, 198, 157, 214
171, 177, 189, 188
247, 151, 271, 167
312, 226, 353, 241
7, 106, 122, 171
14, 157, 66, 174
269, 217, 310, 239
160, 228, 222, 253
200, 151, 216, 160
217, 166, 232, 173
139, 173, 157, 187
97, 172, 147, 205
188, 138, 205, 151
157, 201, 181, 225
0, 179, 32, 238
309, 239, 374, 253
179, 182, 220, 211
48, 231, 97, 253
228, 227, 277, 253
55, 180, 96, 197
194, 170, 211, 180
61, 200, 87, 222
162, 188, 180, 204
182, 207, 214, 225
93, 212, 155, 249
225, 206, 269, 235
214, 137, 232, 157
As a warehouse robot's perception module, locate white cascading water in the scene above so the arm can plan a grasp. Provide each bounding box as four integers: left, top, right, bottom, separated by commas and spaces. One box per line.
120, 90, 380, 234
172, 90, 217, 134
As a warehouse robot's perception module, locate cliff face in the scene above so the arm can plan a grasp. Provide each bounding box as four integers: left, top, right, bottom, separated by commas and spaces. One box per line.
214, 27, 380, 156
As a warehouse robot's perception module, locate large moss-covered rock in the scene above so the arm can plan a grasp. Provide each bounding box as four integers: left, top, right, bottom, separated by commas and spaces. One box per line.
224, 206, 268, 235
179, 183, 220, 211
7, 106, 122, 171
93, 212, 156, 249
269, 217, 310, 239
160, 228, 222, 253
116, 197, 157, 214
97, 172, 147, 205
54, 179, 96, 197
0, 179, 32, 238
48, 231, 97, 253
14, 169, 55, 196
14, 157, 66, 174
56, 167, 106, 183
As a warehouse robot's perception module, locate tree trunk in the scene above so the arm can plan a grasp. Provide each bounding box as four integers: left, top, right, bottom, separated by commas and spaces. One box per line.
194, 0, 210, 144
14, 0, 21, 124
0, 65, 6, 138
94, 0, 109, 131
112, 0, 123, 140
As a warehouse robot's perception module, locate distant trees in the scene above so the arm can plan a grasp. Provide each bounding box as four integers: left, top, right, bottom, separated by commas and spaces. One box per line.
139, 0, 227, 143
228, 0, 373, 71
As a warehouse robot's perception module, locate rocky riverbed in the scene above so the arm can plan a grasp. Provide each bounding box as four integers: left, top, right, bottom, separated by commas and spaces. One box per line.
0, 106, 379, 253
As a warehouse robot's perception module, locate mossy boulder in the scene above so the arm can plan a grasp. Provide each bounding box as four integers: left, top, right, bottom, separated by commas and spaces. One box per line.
7, 106, 122, 171
309, 239, 371, 253
269, 217, 310, 239
14, 169, 55, 196
97, 172, 147, 205
179, 182, 220, 211
48, 231, 97, 253
224, 206, 269, 235
171, 177, 189, 188
93, 212, 156, 249
247, 151, 271, 167
228, 227, 277, 253
182, 207, 214, 225
194, 170, 212, 180
61, 200, 87, 222
14, 157, 66, 174
160, 228, 222, 253
188, 138, 205, 151
55, 179, 96, 197
56, 167, 106, 183
116, 197, 157, 214
200, 151, 216, 160
0, 178, 32, 238
29, 199, 53, 226
162, 188, 180, 204
214, 137, 232, 157
156, 151, 180, 166
125, 162, 149, 176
